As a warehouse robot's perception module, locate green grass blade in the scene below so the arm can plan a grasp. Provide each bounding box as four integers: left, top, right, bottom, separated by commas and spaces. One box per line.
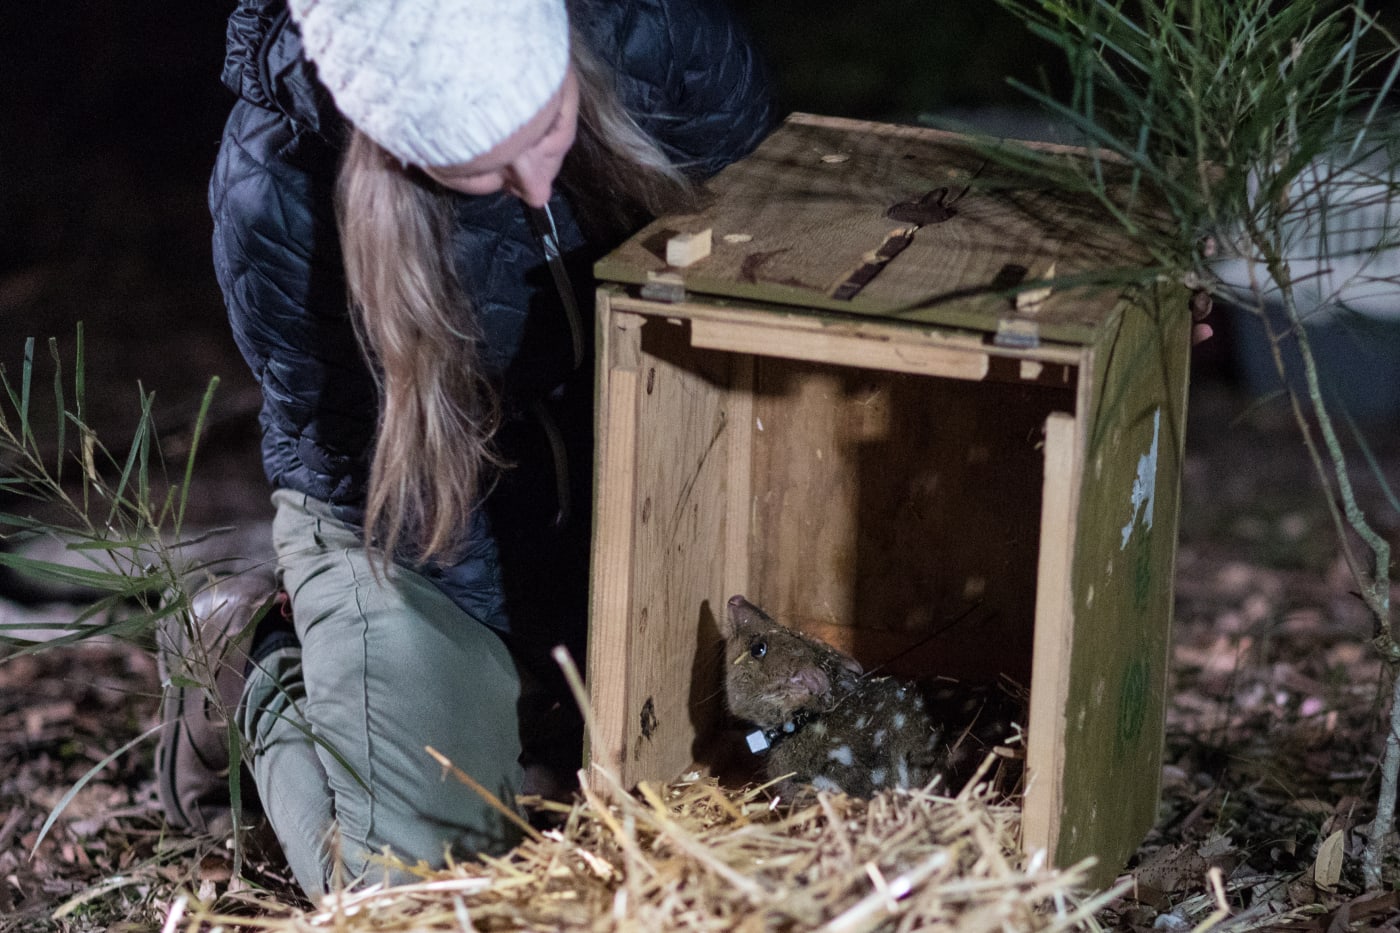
105, 389, 157, 529
0, 599, 181, 654
73, 324, 93, 511
19, 337, 35, 450
1348, 50, 1400, 163
0, 510, 71, 533
30, 722, 162, 857
48, 338, 65, 486
0, 551, 137, 592
280, 709, 370, 794
174, 377, 219, 537
73, 323, 85, 426
226, 725, 245, 878
137, 387, 152, 523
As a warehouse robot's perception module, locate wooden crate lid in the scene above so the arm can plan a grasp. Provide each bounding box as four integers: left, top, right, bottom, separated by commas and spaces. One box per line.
595, 113, 1143, 345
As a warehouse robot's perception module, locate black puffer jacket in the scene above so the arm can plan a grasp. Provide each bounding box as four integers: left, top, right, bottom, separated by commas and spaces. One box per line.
210, 0, 773, 650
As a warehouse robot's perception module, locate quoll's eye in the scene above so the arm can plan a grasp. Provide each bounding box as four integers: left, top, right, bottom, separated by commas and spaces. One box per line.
749, 640, 768, 660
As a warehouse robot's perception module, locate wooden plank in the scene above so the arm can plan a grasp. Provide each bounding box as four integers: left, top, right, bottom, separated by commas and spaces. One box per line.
1051, 284, 1191, 886
587, 302, 644, 783
606, 291, 1086, 369
1022, 409, 1083, 863
747, 358, 1073, 687
784, 112, 1118, 159
748, 363, 859, 630
619, 318, 736, 785
723, 355, 754, 604
595, 114, 1134, 343
690, 316, 990, 382
586, 110, 1184, 883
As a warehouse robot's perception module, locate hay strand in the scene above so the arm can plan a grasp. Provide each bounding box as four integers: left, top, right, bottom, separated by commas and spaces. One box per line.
424, 745, 543, 844
167, 769, 1105, 932
158, 647, 1102, 930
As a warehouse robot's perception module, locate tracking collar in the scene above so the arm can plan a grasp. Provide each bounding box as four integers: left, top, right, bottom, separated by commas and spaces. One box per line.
744, 708, 818, 754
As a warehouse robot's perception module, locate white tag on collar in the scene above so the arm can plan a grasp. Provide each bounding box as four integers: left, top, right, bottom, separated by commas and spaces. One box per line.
745, 729, 771, 754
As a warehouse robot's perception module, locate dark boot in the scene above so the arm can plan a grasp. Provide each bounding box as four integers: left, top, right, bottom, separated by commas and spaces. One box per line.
155, 571, 281, 833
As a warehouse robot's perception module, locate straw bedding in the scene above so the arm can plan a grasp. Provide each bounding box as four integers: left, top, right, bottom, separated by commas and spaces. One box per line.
169, 761, 1120, 933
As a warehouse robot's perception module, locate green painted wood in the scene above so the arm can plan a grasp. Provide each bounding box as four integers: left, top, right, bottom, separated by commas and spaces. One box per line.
595, 113, 1141, 345
1055, 283, 1191, 887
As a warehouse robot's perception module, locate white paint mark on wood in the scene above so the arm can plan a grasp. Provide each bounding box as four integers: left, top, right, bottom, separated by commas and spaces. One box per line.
1121, 407, 1161, 549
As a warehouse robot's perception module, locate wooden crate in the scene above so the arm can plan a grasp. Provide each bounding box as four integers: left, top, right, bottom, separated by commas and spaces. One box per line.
587, 113, 1190, 886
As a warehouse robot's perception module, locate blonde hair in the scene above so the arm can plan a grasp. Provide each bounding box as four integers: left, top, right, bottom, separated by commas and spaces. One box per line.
562, 36, 694, 232
336, 34, 692, 566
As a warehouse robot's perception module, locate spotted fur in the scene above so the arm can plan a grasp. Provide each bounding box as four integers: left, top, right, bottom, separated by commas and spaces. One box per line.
721, 595, 1021, 799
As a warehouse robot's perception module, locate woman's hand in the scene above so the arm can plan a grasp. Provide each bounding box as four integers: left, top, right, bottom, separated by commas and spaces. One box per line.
1190, 289, 1214, 345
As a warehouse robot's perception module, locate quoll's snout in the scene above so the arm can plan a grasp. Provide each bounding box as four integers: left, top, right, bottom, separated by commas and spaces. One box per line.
789, 668, 829, 698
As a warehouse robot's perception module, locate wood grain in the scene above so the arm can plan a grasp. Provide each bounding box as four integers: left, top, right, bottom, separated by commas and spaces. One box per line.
1022, 410, 1083, 865
588, 115, 1191, 886
620, 319, 738, 784
587, 300, 643, 781
1052, 284, 1191, 887
746, 359, 1074, 687
596, 113, 1135, 344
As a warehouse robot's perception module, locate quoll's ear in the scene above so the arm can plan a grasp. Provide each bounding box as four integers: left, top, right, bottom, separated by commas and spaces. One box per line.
814, 634, 864, 675
782, 623, 864, 676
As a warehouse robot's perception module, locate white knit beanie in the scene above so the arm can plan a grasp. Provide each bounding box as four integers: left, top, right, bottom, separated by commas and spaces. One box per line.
287, 0, 571, 167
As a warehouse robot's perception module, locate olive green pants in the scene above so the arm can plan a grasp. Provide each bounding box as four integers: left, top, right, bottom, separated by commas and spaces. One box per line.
238, 490, 525, 897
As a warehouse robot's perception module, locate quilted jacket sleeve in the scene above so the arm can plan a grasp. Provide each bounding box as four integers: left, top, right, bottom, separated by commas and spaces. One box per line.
209, 97, 376, 514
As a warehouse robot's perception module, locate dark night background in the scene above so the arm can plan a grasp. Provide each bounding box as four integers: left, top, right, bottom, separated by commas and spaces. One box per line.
0, 1, 1390, 519
1, 3, 267, 524
0, 1, 1072, 528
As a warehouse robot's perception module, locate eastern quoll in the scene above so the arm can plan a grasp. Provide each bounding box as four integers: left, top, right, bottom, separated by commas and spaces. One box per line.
721, 594, 1023, 799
